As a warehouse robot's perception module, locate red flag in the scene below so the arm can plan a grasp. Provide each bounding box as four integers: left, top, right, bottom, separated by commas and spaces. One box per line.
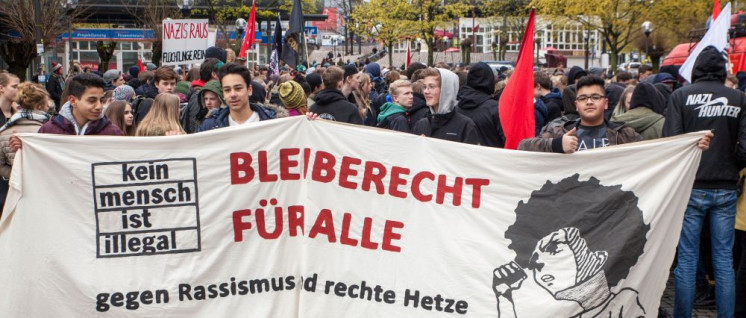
137, 57, 145, 72
498, 8, 535, 150
406, 41, 411, 68
713, 0, 721, 20
239, 0, 257, 59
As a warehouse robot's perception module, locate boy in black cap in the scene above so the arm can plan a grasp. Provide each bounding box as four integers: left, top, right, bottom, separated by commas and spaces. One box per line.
341, 64, 359, 103
306, 72, 324, 107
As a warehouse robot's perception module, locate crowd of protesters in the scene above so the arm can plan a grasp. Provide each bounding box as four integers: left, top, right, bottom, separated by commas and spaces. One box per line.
0, 43, 745, 317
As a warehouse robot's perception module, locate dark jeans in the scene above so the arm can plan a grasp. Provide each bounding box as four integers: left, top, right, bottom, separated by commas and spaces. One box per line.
674, 189, 736, 318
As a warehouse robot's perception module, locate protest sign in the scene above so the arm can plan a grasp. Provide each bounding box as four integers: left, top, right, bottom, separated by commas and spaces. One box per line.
161, 19, 209, 66
0, 117, 704, 317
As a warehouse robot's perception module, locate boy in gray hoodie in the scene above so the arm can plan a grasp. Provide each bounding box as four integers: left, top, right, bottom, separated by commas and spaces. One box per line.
411, 68, 478, 144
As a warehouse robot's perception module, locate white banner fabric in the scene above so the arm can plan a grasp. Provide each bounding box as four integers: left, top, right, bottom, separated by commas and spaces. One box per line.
0, 117, 704, 317
161, 19, 209, 66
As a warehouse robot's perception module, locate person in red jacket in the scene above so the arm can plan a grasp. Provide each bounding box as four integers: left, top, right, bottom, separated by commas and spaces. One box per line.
37, 73, 123, 136
8, 73, 122, 151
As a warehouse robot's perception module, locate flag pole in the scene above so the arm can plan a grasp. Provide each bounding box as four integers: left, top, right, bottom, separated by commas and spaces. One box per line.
304, 34, 310, 67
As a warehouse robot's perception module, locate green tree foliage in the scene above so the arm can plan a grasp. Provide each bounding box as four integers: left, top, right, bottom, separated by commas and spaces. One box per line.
531, 0, 655, 72
351, 0, 417, 67
480, 0, 530, 60
352, 0, 468, 65
647, 0, 711, 44
410, 0, 470, 65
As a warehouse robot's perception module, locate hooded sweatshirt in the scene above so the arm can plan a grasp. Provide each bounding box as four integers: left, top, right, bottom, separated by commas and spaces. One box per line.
605, 82, 626, 120
38, 102, 123, 136
541, 88, 563, 122
413, 68, 478, 144
566, 66, 588, 85
133, 83, 159, 124
198, 80, 225, 109
408, 93, 430, 125
376, 102, 409, 132
611, 83, 665, 140
365, 63, 387, 95
197, 80, 225, 122
653, 83, 672, 107
456, 62, 505, 147
309, 88, 363, 124
663, 45, 746, 189
540, 85, 579, 135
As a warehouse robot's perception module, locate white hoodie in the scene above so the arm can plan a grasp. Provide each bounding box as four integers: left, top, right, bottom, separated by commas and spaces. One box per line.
434, 68, 460, 114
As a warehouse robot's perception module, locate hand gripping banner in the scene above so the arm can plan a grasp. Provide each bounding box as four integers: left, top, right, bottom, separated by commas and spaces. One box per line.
0, 117, 705, 317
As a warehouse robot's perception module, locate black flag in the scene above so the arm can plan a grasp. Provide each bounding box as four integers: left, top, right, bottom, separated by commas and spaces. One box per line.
281, 0, 304, 68
274, 13, 283, 60
269, 13, 282, 77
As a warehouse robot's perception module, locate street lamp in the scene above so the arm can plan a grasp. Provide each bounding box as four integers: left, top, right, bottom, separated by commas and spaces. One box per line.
177, 0, 194, 18
235, 18, 247, 57
236, 18, 247, 41
641, 21, 652, 62
535, 33, 541, 66
343, 14, 350, 55
61, 0, 78, 76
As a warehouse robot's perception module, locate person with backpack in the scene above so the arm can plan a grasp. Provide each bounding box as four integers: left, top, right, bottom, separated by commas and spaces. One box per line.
377, 79, 413, 132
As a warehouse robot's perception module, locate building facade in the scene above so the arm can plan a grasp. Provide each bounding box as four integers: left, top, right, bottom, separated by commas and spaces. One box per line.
394, 16, 603, 63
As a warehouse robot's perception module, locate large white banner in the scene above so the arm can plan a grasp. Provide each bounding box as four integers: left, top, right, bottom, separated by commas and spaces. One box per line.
0, 117, 704, 317
161, 19, 209, 66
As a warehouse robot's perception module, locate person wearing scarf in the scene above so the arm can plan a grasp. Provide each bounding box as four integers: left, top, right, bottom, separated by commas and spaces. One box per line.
0, 82, 52, 217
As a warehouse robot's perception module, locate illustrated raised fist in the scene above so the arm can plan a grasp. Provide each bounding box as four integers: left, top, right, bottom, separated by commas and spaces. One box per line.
493, 261, 527, 298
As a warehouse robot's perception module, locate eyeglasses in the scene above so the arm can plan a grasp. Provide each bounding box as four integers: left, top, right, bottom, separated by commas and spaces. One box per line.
576, 94, 606, 103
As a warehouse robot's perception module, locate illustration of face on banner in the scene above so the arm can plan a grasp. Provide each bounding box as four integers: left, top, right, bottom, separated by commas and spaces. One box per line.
0, 118, 703, 317
161, 19, 209, 66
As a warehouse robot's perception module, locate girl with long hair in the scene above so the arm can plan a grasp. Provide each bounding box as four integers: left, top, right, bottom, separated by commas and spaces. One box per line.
135, 93, 185, 136
0, 71, 19, 125
352, 72, 375, 126
105, 101, 136, 136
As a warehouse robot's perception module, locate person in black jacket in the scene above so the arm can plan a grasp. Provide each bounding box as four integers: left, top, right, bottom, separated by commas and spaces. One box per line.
535, 71, 563, 123
407, 67, 431, 126
409, 81, 430, 126
566, 65, 588, 86
377, 79, 413, 132
46, 62, 65, 112
412, 68, 478, 144
664, 45, 738, 318
309, 66, 363, 124
133, 67, 177, 125
456, 62, 504, 147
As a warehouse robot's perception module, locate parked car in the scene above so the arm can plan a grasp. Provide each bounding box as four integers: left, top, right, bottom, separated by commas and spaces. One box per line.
482, 60, 515, 73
